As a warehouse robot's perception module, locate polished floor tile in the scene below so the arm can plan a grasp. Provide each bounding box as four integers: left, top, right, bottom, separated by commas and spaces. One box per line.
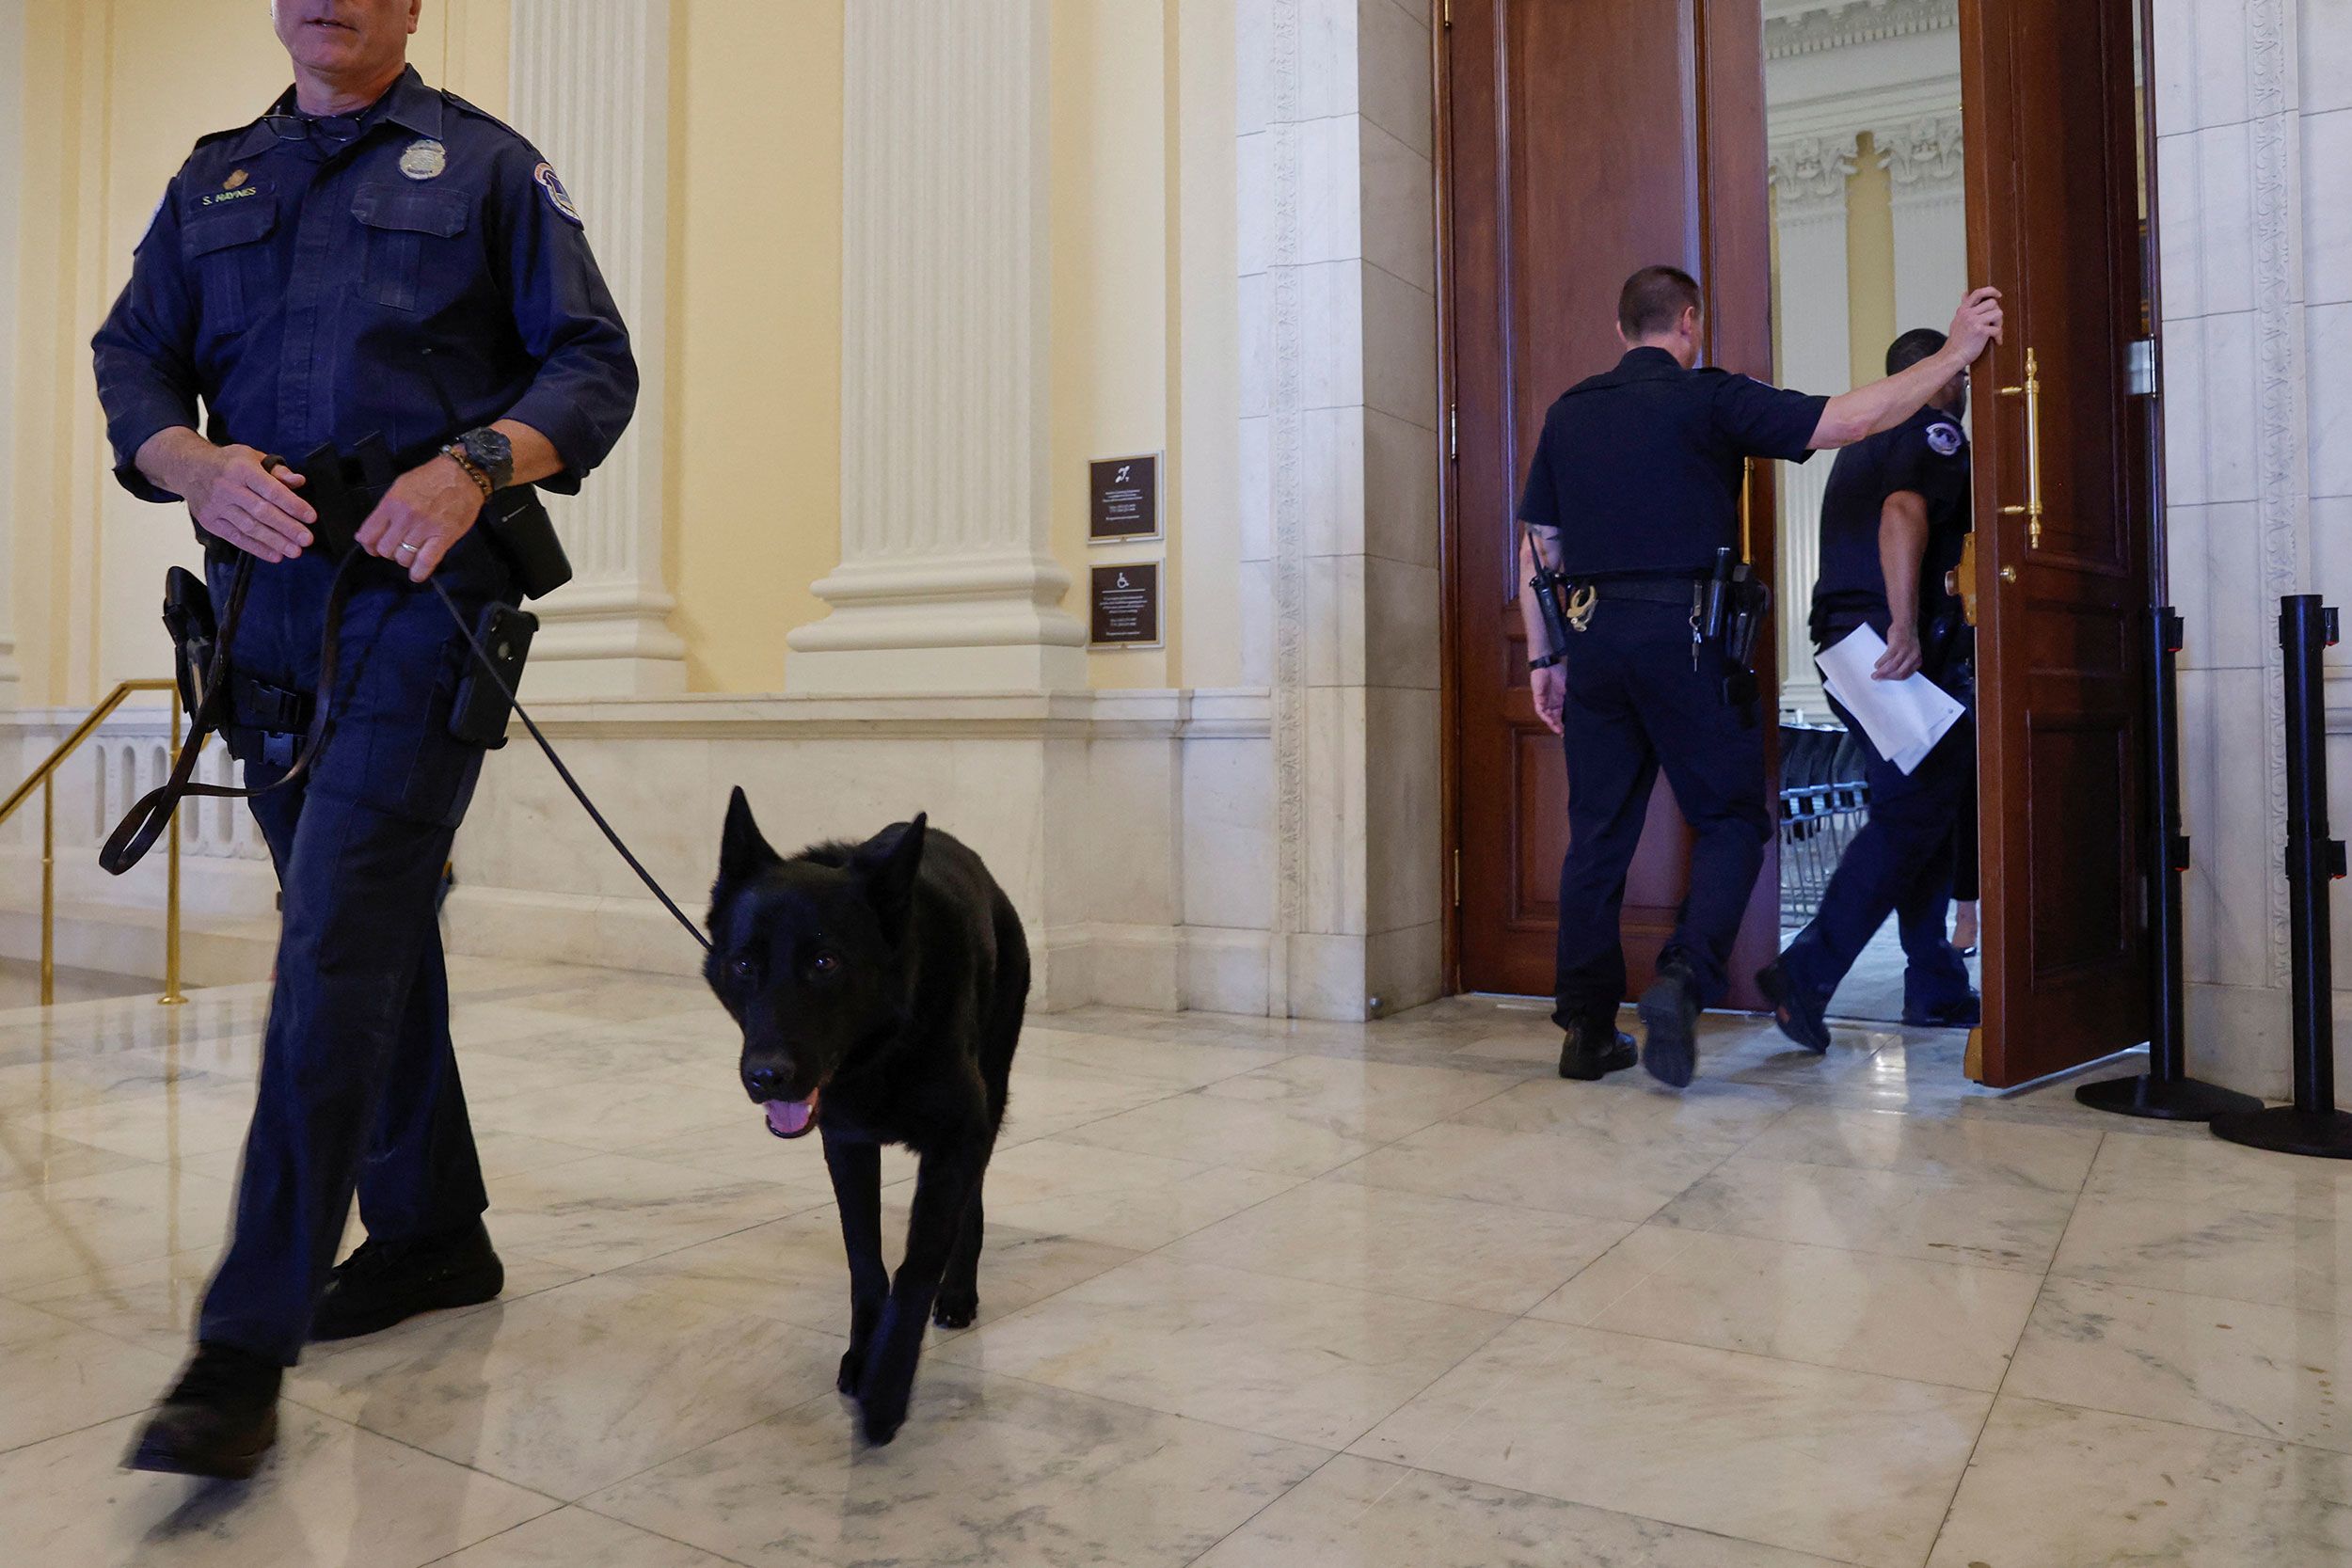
2050, 1190, 2352, 1315
1534, 1220, 2043, 1390
1735, 1103, 2104, 1191
2007, 1274, 2352, 1453
1195, 1453, 1849, 1568
969, 1134, 1302, 1249
938, 1253, 1513, 1447
1926, 1395, 2352, 1566
1161, 1177, 1633, 1312
289, 1272, 848, 1498
0, 1404, 552, 1567
1331, 1117, 1736, 1223
1355, 1317, 1992, 1568
11, 964, 2347, 1565
435, 1507, 740, 1567
1661, 1154, 2077, 1272
0, 1298, 181, 1453
588, 1357, 1329, 1568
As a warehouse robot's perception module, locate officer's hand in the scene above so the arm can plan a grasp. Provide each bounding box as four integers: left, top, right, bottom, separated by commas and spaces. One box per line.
189, 445, 316, 563
1946, 286, 2005, 365
1532, 664, 1567, 736
1873, 626, 1924, 682
358, 456, 486, 583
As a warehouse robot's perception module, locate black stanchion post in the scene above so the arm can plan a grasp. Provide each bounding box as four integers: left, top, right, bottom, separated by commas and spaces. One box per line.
2212, 595, 2352, 1158
2079, 608, 2261, 1119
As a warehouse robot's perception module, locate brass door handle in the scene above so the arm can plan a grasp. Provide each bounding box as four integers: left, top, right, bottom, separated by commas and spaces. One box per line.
1997, 346, 2042, 549
1999, 566, 2018, 583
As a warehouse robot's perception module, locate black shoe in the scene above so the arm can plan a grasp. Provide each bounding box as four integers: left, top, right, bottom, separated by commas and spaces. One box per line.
310, 1218, 504, 1342
1637, 958, 1702, 1089
125, 1343, 281, 1480
1903, 991, 1982, 1029
1558, 1018, 1639, 1081
1757, 960, 1832, 1053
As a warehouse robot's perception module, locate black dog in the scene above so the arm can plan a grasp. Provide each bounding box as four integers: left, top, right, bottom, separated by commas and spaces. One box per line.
704, 788, 1026, 1445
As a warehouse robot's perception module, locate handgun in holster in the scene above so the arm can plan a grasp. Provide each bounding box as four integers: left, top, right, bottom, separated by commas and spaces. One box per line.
1525, 527, 1582, 652
1719, 567, 1772, 719
162, 566, 217, 715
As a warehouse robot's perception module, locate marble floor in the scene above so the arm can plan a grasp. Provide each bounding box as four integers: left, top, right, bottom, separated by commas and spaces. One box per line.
1, 962, 2347, 1566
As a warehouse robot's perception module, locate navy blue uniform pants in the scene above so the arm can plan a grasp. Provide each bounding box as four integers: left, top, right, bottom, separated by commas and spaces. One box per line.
1775, 689, 1974, 1017
1552, 599, 1772, 1027
197, 537, 502, 1365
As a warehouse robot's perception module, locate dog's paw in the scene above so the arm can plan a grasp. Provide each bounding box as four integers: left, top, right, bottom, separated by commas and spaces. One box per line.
931, 1290, 978, 1330
857, 1385, 909, 1447
836, 1346, 866, 1397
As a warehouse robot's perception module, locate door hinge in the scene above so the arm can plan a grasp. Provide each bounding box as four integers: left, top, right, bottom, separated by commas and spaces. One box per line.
1452, 847, 1462, 907
1441, 0, 1453, 28
2126, 337, 2158, 398
1448, 403, 1458, 461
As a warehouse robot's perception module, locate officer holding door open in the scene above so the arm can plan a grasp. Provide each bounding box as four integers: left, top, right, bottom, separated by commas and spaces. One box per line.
92, 0, 635, 1479
1760, 327, 1980, 1046
1519, 265, 2000, 1089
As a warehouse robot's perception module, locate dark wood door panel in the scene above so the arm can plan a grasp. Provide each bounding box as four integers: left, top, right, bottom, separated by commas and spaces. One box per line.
1447, 0, 1776, 1006
1964, 0, 2153, 1084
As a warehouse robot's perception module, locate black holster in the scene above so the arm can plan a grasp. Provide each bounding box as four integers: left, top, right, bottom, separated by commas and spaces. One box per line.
1720, 570, 1772, 717
162, 566, 217, 714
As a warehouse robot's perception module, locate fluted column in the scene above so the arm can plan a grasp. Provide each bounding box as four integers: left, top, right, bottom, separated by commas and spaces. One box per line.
0, 0, 21, 705
507, 0, 687, 697
786, 0, 1085, 695
1769, 134, 1855, 719
1880, 114, 1967, 340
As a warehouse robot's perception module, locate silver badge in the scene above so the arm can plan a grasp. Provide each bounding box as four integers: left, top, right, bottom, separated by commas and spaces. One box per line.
400, 138, 448, 181
1926, 420, 1963, 457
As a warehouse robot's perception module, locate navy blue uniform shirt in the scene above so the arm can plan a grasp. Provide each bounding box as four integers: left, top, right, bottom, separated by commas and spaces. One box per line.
94, 67, 636, 499
1807, 404, 1971, 643
1517, 346, 1827, 578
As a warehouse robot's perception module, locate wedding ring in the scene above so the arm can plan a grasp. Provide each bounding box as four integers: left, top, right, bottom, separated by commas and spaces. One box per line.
396, 542, 419, 556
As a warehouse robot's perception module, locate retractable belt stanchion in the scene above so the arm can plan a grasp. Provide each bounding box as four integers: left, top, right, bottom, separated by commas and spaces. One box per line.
2211, 594, 2352, 1159
2078, 609, 2262, 1120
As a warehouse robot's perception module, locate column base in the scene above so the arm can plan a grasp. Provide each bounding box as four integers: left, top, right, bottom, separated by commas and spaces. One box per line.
786, 641, 1087, 696
786, 551, 1089, 695
521, 586, 690, 699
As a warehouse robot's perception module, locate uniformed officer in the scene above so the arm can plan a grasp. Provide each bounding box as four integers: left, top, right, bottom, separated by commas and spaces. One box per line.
1522, 266, 1999, 1088
93, 0, 635, 1479
1760, 328, 1979, 1047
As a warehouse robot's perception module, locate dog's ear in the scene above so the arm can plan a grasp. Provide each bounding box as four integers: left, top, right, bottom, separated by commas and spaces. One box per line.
718, 786, 781, 889
853, 813, 928, 935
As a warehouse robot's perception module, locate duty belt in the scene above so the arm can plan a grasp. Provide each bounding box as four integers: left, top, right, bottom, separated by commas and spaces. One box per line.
1565, 575, 1706, 608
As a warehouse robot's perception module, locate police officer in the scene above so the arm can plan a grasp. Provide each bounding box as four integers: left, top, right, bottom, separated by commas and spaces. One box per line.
1760, 328, 1979, 1046
93, 0, 635, 1478
1522, 266, 1999, 1088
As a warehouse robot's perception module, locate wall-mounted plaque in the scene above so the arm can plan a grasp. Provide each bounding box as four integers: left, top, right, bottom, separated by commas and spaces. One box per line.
1089, 453, 1161, 543
1089, 562, 1162, 647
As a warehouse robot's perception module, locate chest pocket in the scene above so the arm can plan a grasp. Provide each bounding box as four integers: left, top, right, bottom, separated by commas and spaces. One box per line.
352, 183, 471, 312
181, 199, 278, 336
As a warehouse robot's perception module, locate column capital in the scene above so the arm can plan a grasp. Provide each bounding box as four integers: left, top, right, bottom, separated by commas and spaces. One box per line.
1768, 133, 1857, 222
1876, 113, 1966, 201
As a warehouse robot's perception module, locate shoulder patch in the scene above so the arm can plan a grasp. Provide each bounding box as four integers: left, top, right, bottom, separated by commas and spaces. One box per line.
1925, 420, 1964, 457
533, 162, 582, 226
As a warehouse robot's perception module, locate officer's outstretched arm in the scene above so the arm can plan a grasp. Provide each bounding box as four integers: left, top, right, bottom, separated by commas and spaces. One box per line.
1809, 287, 2004, 450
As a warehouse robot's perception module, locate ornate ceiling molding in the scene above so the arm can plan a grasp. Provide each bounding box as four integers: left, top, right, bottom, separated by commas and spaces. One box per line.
1765, 0, 1959, 61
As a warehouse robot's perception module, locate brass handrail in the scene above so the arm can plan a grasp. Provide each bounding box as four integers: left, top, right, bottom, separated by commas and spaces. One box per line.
0, 680, 190, 1006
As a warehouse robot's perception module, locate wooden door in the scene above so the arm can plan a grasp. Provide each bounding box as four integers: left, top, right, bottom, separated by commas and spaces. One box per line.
1443, 0, 1779, 1004
1961, 0, 2153, 1084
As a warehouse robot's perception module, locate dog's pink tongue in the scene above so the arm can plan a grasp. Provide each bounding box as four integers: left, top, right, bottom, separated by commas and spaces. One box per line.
763, 1094, 818, 1139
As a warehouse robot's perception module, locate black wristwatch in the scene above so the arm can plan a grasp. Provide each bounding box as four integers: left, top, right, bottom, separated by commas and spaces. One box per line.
1530, 650, 1565, 671
441, 426, 514, 496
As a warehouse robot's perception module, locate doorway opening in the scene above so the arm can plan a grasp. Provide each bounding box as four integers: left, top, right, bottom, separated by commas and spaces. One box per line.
1438, 0, 2161, 1086
1762, 9, 1978, 1028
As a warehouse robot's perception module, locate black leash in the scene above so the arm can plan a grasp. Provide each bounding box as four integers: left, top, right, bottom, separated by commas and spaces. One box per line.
427, 578, 711, 953
104, 557, 712, 958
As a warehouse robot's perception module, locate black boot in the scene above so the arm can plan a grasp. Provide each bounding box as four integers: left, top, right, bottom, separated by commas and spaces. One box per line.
1757, 960, 1833, 1053
310, 1218, 504, 1342
1558, 1017, 1638, 1081
125, 1342, 282, 1480
1903, 990, 1981, 1029
1637, 957, 1702, 1089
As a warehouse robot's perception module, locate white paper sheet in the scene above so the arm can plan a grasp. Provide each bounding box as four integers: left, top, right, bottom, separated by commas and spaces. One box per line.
1814, 624, 1965, 775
